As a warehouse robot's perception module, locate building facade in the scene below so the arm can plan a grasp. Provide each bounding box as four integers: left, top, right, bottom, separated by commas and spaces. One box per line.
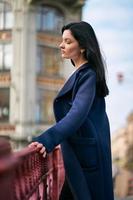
111, 112, 133, 197
0, 0, 85, 145
112, 112, 133, 167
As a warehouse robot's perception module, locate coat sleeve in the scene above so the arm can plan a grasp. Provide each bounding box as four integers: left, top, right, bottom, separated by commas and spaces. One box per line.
33, 70, 96, 153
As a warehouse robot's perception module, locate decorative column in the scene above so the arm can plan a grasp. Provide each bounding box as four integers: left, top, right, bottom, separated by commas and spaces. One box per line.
10, 0, 36, 140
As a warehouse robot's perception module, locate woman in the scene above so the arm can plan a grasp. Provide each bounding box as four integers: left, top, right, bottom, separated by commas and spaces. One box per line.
29, 21, 114, 200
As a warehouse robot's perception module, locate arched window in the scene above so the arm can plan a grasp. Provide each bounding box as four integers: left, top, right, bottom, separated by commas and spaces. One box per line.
0, 2, 13, 30
37, 45, 62, 76
36, 88, 56, 123
36, 5, 64, 33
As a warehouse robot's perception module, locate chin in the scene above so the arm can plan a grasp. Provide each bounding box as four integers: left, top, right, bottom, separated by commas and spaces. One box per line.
62, 54, 71, 59
61, 54, 64, 58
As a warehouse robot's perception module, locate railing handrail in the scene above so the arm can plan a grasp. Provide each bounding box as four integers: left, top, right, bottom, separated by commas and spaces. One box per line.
0, 138, 65, 200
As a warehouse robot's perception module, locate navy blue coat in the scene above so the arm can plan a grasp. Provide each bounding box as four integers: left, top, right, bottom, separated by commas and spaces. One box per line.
33, 63, 114, 200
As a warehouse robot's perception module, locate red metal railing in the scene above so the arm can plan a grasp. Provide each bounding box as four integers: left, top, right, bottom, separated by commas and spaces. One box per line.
0, 138, 65, 200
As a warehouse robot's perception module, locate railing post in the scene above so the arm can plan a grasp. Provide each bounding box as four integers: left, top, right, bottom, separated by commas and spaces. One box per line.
52, 146, 65, 200
0, 138, 17, 200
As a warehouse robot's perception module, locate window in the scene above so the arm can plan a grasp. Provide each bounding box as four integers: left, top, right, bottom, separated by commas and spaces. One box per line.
0, 88, 10, 122
37, 45, 62, 76
36, 6, 64, 33
36, 89, 56, 124
0, 2, 13, 30
0, 43, 13, 70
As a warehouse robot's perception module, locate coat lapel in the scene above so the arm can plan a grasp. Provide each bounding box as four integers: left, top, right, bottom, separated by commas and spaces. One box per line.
56, 63, 90, 99
56, 71, 77, 99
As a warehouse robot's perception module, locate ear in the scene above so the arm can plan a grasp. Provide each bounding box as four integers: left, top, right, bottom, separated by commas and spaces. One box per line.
80, 49, 85, 54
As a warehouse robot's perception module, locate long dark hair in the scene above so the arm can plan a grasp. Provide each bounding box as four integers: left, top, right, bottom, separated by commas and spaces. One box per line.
62, 21, 109, 97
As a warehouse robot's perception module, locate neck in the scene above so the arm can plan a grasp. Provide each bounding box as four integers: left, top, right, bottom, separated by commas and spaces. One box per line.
74, 59, 88, 69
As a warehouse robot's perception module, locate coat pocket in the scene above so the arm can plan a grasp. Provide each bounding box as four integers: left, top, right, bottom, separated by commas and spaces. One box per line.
69, 137, 99, 171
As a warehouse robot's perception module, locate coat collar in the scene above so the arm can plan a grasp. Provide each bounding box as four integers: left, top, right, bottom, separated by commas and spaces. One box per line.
55, 63, 90, 99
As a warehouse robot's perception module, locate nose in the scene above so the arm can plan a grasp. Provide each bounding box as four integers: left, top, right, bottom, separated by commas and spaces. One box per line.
59, 42, 64, 49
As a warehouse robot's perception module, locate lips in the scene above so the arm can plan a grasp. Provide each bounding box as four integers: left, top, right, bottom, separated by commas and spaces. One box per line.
61, 50, 65, 54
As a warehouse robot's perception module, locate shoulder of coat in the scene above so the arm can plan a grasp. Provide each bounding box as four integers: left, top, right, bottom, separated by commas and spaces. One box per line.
77, 68, 96, 78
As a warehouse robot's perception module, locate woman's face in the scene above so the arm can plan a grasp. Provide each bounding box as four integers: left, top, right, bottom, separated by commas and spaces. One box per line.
59, 30, 82, 60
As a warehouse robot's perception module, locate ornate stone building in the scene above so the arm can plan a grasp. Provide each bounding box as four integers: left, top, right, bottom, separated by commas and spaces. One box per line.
112, 112, 133, 167
0, 0, 85, 145
111, 112, 133, 197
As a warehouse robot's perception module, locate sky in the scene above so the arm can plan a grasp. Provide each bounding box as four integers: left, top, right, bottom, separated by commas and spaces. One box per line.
82, 0, 133, 134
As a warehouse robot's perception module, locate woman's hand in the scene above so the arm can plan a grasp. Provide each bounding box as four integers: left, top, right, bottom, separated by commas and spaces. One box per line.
28, 142, 46, 158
